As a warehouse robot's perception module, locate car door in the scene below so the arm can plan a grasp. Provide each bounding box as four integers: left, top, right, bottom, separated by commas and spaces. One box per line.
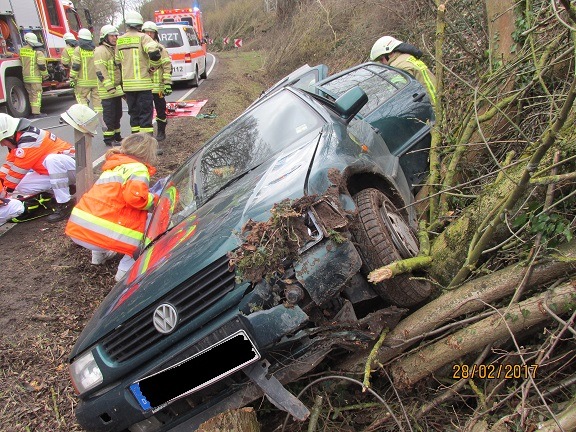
315, 63, 435, 188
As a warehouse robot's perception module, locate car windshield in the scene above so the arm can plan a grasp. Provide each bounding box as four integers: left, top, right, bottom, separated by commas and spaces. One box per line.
157, 28, 184, 48
145, 90, 324, 242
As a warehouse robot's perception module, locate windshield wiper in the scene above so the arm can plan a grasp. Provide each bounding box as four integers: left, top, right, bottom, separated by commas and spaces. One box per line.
202, 163, 264, 204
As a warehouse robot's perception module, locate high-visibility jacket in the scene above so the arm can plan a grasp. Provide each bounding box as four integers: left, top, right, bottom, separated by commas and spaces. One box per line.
19, 44, 48, 83
389, 52, 437, 105
94, 42, 125, 99
115, 29, 161, 92
61, 45, 75, 67
70, 45, 98, 87
151, 44, 172, 94
65, 153, 158, 257
0, 126, 75, 190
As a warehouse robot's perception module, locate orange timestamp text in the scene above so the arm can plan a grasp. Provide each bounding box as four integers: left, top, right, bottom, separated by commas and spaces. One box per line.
452, 363, 538, 380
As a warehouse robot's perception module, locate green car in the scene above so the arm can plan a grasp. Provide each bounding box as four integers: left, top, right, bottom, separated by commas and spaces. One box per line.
69, 63, 435, 432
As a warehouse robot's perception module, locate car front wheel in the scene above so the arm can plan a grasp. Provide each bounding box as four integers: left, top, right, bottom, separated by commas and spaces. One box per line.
351, 188, 431, 307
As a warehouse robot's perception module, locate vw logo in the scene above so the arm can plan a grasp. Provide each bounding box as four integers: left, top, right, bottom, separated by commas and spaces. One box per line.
153, 304, 178, 334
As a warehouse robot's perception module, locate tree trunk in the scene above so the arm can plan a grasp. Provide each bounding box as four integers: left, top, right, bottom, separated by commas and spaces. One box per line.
388, 280, 576, 389
197, 408, 260, 432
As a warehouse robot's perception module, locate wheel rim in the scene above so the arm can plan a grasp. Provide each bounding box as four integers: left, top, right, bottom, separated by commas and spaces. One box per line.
379, 199, 419, 258
10, 85, 27, 113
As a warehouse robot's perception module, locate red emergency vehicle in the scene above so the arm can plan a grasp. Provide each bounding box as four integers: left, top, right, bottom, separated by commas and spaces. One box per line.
0, 0, 85, 117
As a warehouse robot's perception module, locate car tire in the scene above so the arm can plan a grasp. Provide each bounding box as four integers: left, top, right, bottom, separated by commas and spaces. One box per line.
351, 188, 431, 307
200, 59, 207, 79
5, 76, 31, 118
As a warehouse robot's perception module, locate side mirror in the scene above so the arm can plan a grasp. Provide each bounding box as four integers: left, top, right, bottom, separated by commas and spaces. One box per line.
334, 86, 368, 122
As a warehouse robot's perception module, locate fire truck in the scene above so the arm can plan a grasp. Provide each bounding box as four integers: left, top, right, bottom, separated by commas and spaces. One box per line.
0, 0, 87, 117
154, 7, 207, 52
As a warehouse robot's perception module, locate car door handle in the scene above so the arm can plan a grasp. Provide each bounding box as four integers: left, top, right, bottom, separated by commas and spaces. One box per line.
413, 92, 426, 102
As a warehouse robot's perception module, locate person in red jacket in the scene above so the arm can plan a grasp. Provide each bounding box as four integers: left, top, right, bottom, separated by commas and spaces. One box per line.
65, 133, 158, 281
0, 113, 76, 223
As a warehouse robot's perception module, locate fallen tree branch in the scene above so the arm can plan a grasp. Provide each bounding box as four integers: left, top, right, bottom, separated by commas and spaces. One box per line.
388, 279, 576, 389
368, 256, 433, 283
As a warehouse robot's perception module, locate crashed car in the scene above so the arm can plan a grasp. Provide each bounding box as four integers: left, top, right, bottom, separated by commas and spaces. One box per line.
69, 62, 435, 432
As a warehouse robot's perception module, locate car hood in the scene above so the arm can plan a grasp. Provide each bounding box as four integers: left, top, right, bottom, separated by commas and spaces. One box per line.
71, 133, 322, 355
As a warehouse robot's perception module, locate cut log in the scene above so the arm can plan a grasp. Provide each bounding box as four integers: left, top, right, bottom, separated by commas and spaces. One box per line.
197, 408, 260, 432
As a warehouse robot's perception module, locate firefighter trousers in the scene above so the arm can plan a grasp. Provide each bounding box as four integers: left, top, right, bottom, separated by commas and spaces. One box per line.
126, 90, 154, 134
75, 86, 103, 114
102, 96, 123, 144
24, 82, 43, 114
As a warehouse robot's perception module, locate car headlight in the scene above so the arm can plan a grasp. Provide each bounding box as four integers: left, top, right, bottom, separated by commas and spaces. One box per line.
69, 351, 103, 395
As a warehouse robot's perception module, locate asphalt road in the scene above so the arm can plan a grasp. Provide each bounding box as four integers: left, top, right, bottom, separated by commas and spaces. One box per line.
0, 53, 215, 167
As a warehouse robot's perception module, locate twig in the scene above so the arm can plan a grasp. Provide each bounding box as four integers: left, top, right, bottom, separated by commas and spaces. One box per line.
363, 328, 389, 390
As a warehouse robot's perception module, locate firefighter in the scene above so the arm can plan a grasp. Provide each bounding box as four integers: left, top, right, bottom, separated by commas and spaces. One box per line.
65, 133, 159, 281
70, 28, 102, 115
370, 36, 437, 105
0, 113, 77, 223
61, 32, 77, 72
19, 32, 49, 119
94, 24, 125, 146
115, 11, 162, 154
142, 21, 172, 142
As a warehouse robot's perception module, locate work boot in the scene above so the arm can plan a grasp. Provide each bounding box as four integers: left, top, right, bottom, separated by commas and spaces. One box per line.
156, 147, 164, 156
114, 133, 123, 143
156, 120, 167, 142
92, 250, 118, 265
46, 199, 75, 223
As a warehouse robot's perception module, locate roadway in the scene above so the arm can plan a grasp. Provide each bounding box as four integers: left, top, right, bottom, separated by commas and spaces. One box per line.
0, 53, 216, 167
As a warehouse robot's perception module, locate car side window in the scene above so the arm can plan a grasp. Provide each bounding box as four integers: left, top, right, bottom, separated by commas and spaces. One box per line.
185, 28, 200, 46
319, 65, 409, 117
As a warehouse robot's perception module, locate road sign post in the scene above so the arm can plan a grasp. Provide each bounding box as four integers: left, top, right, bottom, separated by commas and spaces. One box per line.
73, 130, 94, 197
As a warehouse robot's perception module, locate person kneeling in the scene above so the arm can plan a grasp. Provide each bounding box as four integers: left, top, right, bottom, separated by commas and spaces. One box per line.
65, 133, 159, 282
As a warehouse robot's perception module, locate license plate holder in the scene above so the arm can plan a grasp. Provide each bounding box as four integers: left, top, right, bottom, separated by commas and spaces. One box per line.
130, 330, 260, 412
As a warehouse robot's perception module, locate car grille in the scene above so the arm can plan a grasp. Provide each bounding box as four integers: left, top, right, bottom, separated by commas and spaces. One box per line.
102, 255, 236, 363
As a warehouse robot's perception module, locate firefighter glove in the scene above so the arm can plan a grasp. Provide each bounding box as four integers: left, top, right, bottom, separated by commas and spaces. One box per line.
69, 80, 76, 88
42, 74, 49, 82
163, 84, 172, 96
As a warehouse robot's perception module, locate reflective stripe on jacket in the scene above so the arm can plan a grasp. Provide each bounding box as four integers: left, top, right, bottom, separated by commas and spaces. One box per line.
70, 46, 98, 87
151, 45, 172, 94
65, 154, 157, 256
61, 46, 75, 67
115, 30, 160, 92
389, 52, 437, 105
0, 127, 74, 189
94, 43, 125, 99
20, 45, 48, 83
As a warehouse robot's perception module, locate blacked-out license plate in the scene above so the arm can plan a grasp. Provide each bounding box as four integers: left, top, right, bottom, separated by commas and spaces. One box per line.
130, 330, 260, 412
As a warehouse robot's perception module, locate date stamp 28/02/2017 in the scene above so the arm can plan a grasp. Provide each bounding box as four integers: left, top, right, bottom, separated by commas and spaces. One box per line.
452, 363, 538, 380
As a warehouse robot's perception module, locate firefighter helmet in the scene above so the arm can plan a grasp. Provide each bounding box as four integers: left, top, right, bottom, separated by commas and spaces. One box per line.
61, 104, 99, 135
100, 24, 119, 40
23, 32, 39, 45
141, 21, 158, 33
63, 32, 76, 42
78, 28, 93, 41
125, 11, 144, 27
370, 36, 402, 61
0, 114, 30, 141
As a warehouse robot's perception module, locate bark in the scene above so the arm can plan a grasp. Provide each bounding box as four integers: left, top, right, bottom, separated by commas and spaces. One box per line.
485, 0, 517, 68
388, 280, 576, 389
536, 397, 576, 432
197, 408, 260, 432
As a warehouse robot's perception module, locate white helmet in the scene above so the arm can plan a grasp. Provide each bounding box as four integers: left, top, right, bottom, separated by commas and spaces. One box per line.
0, 113, 23, 141
61, 104, 99, 135
141, 21, 158, 33
125, 11, 144, 27
100, 24, 119, 40
24, 33, 39, 45
370, 36, 402, 61
77, 28, 93, 41
63, 32, 76, 42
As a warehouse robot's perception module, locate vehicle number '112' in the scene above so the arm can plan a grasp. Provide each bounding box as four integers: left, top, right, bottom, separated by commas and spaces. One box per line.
172, 66, 184, 73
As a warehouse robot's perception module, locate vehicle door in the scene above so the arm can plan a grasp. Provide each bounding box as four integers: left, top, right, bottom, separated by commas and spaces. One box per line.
316, 63, 435, 188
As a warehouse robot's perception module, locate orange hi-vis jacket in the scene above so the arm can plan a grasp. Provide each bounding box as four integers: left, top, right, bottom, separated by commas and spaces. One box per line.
0, 127, 75, 190
65, 153, 157, 257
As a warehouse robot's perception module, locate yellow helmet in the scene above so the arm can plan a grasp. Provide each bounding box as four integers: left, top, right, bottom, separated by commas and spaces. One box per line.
142, 21, 158, 33
60, 104, 99, 135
